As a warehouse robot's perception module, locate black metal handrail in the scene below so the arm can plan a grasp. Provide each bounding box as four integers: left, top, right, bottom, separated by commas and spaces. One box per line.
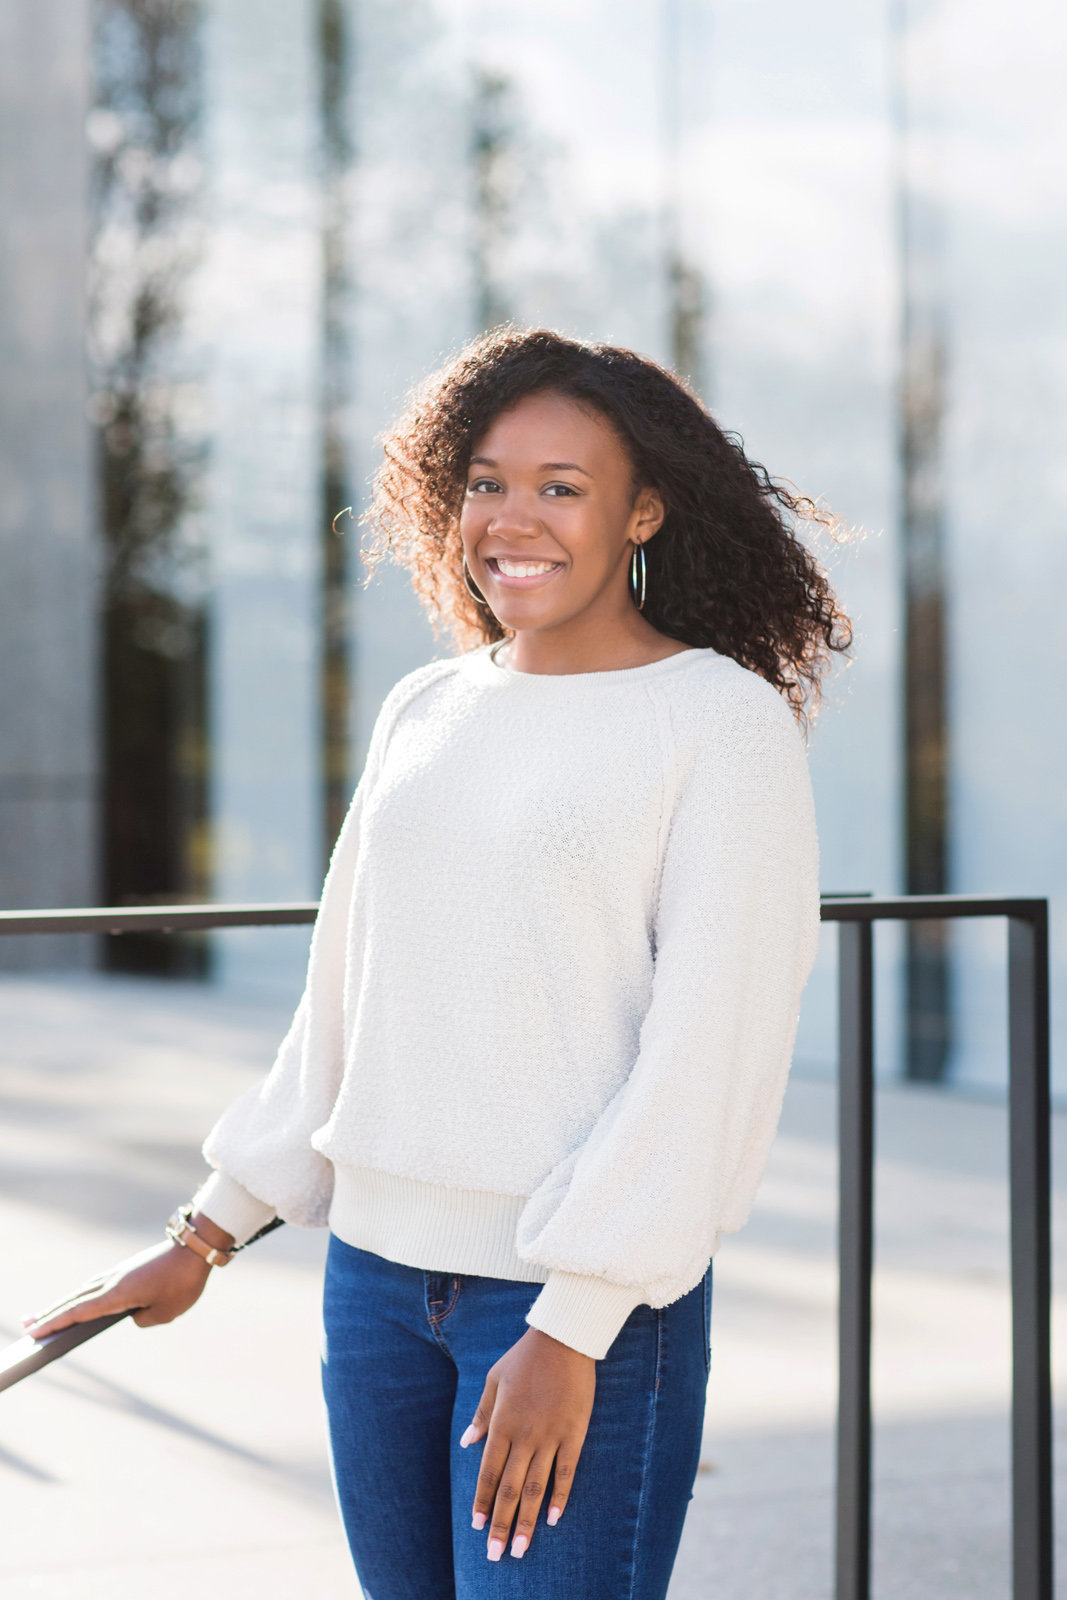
0, 902, 318, 935
0, 893, 1053, 1599
821, 894, 1051, 1600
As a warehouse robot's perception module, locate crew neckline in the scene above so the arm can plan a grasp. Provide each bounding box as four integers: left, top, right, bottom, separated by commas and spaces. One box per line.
461, 639, 716, 686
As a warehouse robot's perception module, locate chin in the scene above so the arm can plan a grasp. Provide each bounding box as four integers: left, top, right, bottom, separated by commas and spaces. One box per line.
487, 601, 560, 631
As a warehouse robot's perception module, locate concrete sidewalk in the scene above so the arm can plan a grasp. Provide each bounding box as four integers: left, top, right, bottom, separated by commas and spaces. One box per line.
0, 972, 1063, 1598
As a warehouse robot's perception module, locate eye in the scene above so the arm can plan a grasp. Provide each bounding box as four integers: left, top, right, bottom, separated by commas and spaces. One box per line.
544, 482, 578, 496
468, 477, 502, 494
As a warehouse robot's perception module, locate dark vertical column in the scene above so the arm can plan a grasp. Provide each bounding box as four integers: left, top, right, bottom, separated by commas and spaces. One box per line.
318, 0, 353, 867
892, 0, 951, 1080
661, 0, 706, 396
836, 918, 875, 1600
471, 68, 515, 335
1008, 906, 1053, 1600
92, 0, 208, 976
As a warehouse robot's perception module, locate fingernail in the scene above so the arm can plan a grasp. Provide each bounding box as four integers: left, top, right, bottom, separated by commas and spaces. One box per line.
547, 1505, 562, 1526
487, 1538, 505, 1562
471, 1512, 486, 1531
459, 1424, 476, 1448
511, 1535, 528, 1558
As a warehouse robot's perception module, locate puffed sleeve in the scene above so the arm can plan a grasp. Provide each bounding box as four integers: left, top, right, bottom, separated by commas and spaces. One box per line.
516, 675, 821, 1358
191, 677, 407, 1239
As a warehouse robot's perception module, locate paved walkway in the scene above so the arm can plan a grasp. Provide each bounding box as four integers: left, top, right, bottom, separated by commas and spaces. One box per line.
0, 972, 1063, 1598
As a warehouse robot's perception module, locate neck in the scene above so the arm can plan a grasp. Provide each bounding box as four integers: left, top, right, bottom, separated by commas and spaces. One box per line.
503, 610, 688, 677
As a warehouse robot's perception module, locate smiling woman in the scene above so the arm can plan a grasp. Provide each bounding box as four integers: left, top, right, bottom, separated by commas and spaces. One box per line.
455, 388, 682, 675
24, 326, 852, 1600
365, 326, 852, 714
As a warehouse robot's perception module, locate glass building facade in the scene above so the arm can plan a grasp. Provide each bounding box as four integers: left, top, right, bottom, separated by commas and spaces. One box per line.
2, 0, 1065, 1091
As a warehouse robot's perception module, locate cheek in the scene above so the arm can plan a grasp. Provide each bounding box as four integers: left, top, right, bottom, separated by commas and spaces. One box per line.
561, 515, 618, 576
458, 498, 486, 539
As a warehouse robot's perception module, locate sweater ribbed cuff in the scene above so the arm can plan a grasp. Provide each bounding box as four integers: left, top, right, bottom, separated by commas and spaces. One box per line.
525, 1271, 646, 1360
191, 1169, 277, 1247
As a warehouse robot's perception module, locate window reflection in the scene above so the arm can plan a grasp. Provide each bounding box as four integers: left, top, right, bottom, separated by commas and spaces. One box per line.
67, 0, 1067, 1095
90, 0, 208, 975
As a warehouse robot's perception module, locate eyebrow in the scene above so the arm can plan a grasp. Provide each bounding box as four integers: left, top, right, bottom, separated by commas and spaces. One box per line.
469, 456, 593, 478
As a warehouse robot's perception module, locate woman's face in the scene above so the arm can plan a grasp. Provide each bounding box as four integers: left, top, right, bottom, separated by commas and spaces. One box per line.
459, 390, 663, 637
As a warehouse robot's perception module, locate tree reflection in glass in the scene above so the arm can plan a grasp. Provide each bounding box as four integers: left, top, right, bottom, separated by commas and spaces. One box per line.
88, 0, 208, 975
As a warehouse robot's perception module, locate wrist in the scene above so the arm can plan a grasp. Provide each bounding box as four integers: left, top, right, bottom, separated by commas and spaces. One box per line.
188, 1209, 236, 1254
164, 1204, 237, 1267
525, 1325, 595, 1364
167, 1236, 213, 1275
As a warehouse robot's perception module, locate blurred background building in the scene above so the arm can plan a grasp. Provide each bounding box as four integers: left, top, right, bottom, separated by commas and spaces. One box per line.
1, 0, 1065, 1093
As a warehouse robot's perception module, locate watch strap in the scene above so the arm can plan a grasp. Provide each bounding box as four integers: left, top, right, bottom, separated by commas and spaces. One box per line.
165, 1204, 236, 1267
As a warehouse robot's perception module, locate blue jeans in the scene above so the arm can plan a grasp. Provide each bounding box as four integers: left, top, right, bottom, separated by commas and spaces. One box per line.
321, 1234, 711, 1599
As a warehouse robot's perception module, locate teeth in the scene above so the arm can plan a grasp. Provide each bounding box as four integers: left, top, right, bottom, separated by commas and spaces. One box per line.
495, 558, 559, 578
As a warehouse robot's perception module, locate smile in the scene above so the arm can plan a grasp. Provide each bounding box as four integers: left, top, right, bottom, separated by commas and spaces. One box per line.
485, 557, 564, 586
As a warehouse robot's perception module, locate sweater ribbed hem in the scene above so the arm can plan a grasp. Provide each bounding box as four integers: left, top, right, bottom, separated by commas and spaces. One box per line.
199, 1162, 649, 1358
192, 1169, 277, 1246
331, 1165, 646, 1358
329, 1165, 548, 1283
525, 1271, 646, 1360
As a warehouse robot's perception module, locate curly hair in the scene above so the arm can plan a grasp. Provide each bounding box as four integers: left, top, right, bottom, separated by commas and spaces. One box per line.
362, 327, 852, 725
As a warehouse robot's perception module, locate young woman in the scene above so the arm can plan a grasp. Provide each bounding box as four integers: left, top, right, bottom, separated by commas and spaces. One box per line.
25, 328, 851, 1599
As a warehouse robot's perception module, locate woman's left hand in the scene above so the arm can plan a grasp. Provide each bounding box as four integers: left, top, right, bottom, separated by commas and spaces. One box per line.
460, 1325, 596, 1561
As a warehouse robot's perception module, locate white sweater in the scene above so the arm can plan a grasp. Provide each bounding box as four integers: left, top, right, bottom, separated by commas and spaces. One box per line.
194, 641, 820, 1359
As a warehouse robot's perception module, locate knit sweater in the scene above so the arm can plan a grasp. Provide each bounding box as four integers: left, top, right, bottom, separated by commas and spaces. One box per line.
193, 641, 820, 1360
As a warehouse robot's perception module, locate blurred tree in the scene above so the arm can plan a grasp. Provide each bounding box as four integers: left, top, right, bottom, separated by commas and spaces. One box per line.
471, 66, 517, 334
318, 0, 354, 869
662, 0, 707, 396
89, 0, 208, 975
893, 0, 952, 1080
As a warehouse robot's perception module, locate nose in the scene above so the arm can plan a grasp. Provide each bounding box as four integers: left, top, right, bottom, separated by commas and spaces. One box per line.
487, 492, 542, 538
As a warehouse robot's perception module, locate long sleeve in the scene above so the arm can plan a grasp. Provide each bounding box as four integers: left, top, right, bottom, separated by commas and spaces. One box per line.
517, 679, 821, 1358
193, 676, 410, 1235
195, 793, 364, 1230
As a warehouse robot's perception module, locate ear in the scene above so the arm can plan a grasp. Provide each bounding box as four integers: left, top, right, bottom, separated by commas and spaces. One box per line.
632, 485, 666, 543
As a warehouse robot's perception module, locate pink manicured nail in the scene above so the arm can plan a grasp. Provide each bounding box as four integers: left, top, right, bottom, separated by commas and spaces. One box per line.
487, 1538, 505, 1562
471, 1512, 486, 1531
459, 1425, 476, 1448
547, 1506, 562, 1526
511, 1535, 528, 1558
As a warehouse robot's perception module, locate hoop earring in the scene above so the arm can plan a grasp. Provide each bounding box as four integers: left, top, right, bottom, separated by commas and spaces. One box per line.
462, 554, 491, 607
629, 540, 647, 611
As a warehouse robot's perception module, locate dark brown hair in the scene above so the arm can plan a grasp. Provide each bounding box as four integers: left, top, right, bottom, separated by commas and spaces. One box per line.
363, 326, 852, 724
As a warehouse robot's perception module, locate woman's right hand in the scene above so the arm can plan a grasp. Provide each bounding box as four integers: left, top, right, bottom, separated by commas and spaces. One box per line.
20, 1212, 233, 1339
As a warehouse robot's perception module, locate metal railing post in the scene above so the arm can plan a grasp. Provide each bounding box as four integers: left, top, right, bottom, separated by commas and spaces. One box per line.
836, 918, 875, 1600
1008, 906, 1053, 1600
